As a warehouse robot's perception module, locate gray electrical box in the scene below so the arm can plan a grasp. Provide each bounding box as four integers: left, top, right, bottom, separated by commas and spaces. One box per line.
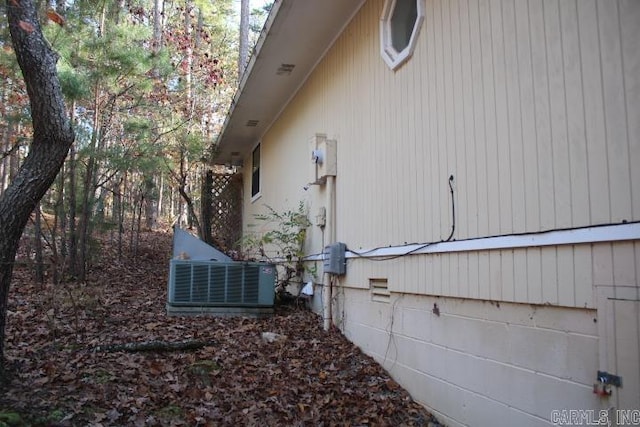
323, 242, 346, 275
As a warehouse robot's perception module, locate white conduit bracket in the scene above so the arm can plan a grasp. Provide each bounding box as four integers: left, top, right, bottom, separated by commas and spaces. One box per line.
304, 222, 640, 261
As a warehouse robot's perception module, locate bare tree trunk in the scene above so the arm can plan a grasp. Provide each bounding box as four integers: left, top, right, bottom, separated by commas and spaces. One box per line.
144, 177, 157, 230
148, 0, 164, 229
77, 92, 98, 281
169, 185, 175, 219
171, 148, 202, 237
177, 172, 202, 239
0, 122, 11, 193
9, 124, 20, 183
51, 168, 64, 285
55, 161, 66, 260
157, 173, 164, 220
77, 4, 108, 281
0, 82, 7, 194
54, 101, 72, 283
33, 205, 44, 284
1, 0, 75, 370
67, 144, 77, 276
129, 183, 142, 255
135, 189, 143, 255
184, 0, 193, 117
114, 0, 126, 24
153, 0, 164, 52
239, 0, 250, 80
201, 169, 213, 244
117, 172, 127, 261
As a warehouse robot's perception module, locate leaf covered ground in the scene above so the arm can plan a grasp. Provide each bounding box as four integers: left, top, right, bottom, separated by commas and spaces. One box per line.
1, 230, 440, 426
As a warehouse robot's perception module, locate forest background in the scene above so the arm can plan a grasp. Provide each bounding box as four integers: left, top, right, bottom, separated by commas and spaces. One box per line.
0, 0, 270, 369
0, 0, 269, 290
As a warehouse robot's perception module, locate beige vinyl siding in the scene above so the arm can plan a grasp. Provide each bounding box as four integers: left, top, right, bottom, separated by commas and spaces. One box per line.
624, 0, 640, 222
336, 0, 636, 241
343, 245, 593, 307
342, 241, 640, 309
243, 0, 639, 307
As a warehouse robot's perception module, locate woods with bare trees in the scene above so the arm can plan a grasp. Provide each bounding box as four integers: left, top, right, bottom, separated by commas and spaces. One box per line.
0, 0, 271, 370
0, 0, 74, 371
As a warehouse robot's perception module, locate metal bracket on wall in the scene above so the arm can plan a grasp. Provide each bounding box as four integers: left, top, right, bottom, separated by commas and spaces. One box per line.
597, 371, 622, 387
593, 371, 622, 397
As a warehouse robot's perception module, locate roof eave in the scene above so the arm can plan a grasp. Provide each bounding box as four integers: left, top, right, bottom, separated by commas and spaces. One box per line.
213, 0, 365, 165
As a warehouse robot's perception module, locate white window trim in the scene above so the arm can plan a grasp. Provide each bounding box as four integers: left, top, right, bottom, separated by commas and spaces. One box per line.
251, 190, 262, 203
380, 0, 425, 70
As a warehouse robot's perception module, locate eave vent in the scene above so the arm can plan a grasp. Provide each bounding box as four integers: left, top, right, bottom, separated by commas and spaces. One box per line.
370, 278, 390, 303
246, 120, 259, 127
276, 63, 295, 76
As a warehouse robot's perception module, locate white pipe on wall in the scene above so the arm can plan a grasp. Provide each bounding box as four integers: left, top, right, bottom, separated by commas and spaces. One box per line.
322, 175, 336, 331
304, 222, 640, 262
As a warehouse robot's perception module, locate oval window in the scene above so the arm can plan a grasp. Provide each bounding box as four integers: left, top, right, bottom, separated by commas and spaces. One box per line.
380, 0, 425, 70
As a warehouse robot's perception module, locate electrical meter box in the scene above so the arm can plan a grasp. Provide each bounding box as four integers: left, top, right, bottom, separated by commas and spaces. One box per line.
316, 138, 337, 180
309, 133, 337, 184
323, 242, 346, 275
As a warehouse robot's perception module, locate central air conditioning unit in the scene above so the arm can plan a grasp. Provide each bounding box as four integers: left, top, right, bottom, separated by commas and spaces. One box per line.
167, 260, 276, 316
166, 228, 276, 316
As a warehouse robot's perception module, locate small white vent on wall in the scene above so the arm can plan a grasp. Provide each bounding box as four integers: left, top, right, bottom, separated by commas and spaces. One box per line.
370, 278, 390, 303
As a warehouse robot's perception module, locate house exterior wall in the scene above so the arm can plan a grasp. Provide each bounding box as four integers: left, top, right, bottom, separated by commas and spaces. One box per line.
338, 290, 601, 426
239, 0, 640, 425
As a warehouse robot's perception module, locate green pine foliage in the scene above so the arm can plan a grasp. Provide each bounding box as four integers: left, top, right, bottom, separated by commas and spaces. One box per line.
1, 0, 262, 277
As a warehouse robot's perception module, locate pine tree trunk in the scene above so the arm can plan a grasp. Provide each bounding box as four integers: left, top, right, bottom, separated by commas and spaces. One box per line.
153, 0, 163, 52
33, 205, 44, 284
117, 172, 127, 261
239, 0, 250, 80
1, 0, 74, 371
157, 174, 164, 219
52, 167, 64, 285
77, 129, 96, 280
0, 91, 6, 193
144, 177, 157, 230
201, 169, 213, 244
0, 123, 10, 192
55, 161, 66, 260
8, 124, 20, 183
77, 4, 106, 281
135, 190, 143, 255
184, 0, 193, 116
67, 144, 77, 276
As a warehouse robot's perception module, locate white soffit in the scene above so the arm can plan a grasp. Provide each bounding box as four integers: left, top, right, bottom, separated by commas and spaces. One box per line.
214, 0, 366, 164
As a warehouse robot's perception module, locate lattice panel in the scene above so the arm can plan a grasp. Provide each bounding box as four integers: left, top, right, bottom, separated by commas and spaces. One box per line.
202, 171, 243, 251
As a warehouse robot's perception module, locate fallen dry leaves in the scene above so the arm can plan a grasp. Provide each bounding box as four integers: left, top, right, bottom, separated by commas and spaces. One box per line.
1, 230, 440, 426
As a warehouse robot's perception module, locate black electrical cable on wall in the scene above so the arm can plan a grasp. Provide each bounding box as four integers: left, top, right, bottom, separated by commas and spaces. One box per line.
316, 173, 637, 264
347, 174, 456, 261
444, 174, 455, 242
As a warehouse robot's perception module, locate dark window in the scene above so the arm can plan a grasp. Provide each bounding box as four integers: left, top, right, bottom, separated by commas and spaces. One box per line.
251, 144, 260, 197
390, 0, 418, 52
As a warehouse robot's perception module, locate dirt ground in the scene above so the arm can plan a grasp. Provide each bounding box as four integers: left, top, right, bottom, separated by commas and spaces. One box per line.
0, 230, 441, 426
